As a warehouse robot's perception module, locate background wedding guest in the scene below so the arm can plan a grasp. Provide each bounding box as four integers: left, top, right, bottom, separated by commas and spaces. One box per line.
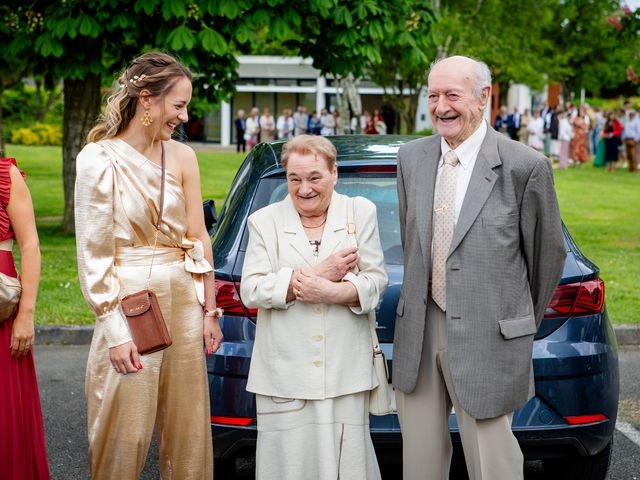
260, 107, 276, 143
0, 157, 50, 480
623, 109, 640, 172
494, 105, 509, 136
320, 108, 336, 136
571, 106, 590, 165
235, 109, 246, 153
603, 110, 623, 173
507, 106, 521, 140
558, 110, 573, 169
527, 109, 545, 152
245, 107, 261, 149
373, 109, 387, 134
308, 110, 322, 135
518, 108, 531, 144
276, 108, 294, 140
293, 105, 309, 136
332, 110, 342, 135
364, 110, 377, 134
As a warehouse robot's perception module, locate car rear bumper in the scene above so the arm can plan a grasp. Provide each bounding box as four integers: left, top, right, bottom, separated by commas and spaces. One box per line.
212, 417, 614, 462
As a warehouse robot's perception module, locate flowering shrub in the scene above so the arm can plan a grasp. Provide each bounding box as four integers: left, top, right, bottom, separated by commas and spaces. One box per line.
10, 123, 62, 146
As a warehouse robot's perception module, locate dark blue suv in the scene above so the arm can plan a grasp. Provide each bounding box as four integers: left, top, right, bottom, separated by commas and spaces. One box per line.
205, 136, 619, 479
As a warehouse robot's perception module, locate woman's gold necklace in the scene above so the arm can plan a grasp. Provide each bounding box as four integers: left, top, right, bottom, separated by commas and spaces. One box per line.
301, 216, 327, 229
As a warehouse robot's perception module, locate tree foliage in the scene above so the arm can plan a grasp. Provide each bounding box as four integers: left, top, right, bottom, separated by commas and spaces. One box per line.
2, 0, 435, 232
431, 0, 638, 99
366, 3, 436, 133
542, 0, 638, 98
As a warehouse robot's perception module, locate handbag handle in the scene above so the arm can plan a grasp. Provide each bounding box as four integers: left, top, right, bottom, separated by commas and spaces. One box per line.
347, 197, 383, 355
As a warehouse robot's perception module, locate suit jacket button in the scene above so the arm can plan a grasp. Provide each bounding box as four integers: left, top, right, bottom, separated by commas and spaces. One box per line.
313, 360, 323, 367
313, 335, 324, 342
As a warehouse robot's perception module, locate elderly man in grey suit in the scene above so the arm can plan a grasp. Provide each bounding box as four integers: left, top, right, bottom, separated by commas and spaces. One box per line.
393, 55, 566, 479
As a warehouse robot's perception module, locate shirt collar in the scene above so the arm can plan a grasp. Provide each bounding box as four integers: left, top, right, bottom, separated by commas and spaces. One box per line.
439, 120, 487, 170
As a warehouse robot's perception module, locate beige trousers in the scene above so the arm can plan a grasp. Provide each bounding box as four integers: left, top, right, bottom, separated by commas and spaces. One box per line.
396, 297, 523, 480
85, 255, 213, 479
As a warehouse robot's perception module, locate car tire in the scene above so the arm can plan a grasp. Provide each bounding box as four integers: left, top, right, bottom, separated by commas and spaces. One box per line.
542, 439, 613, 480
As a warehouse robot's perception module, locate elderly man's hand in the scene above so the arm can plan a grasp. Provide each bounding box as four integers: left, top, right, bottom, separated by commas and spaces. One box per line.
312, 247, 359, 282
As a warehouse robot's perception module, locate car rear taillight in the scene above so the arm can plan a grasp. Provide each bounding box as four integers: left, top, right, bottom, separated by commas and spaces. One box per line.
211, 416, 254, 426
563, 414, 608, 425
215, 278, 257, 320
544, 279, 605, 318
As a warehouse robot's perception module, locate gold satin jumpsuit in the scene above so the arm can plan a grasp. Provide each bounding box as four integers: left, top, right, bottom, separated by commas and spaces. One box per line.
75, 138, 213, 479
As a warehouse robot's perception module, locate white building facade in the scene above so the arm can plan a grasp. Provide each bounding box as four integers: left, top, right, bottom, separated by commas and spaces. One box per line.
203, 56, 403, 145
199, 56, 543, 144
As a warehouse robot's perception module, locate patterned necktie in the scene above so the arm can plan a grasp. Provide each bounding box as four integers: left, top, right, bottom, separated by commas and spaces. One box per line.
431, 150, 460, 311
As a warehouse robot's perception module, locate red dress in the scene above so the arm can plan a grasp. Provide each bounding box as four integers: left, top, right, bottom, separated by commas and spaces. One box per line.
0, 158, 50, 479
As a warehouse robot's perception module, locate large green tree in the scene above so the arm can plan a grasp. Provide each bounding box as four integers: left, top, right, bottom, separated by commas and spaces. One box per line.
366, 3, 436, 133
6, 0, 431, 233
430, 0, 556, 102
542, 0, 639, 99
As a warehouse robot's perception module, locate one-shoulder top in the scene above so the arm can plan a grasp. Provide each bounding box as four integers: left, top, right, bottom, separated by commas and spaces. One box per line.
74, 139, 210, 347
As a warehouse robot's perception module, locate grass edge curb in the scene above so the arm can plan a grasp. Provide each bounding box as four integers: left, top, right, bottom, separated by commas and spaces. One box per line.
34, 324, 640, 346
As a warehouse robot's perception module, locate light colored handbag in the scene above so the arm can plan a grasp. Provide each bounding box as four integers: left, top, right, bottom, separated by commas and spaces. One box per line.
0, 272, 21, 321
347, 197, 393, 416
0, 238, 21, 322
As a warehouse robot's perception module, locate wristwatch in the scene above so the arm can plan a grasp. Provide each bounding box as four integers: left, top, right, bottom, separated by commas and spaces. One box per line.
204, 307, 224, 319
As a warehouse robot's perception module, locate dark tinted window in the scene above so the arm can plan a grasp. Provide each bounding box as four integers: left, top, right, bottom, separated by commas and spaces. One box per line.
244, 172, 402, 264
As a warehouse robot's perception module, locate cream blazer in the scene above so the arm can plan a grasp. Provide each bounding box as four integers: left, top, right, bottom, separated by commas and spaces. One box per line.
241, 191, 388, 400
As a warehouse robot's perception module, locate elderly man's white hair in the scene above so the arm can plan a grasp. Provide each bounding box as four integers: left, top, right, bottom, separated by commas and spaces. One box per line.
428, 56, 492, 99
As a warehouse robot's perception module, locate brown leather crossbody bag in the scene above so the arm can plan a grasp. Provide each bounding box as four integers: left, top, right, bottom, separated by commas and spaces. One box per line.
120, 142, 172, 355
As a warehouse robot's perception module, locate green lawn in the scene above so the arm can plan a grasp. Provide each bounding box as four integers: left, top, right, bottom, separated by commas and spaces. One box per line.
553, 164, 640, 325
5, 144, 245, 325
3, 144, 640, 325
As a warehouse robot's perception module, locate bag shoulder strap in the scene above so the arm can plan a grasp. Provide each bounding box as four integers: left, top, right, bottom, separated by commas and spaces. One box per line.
145, 142, 165, 288
156, 142, 166, 229
347, 196, 382, 352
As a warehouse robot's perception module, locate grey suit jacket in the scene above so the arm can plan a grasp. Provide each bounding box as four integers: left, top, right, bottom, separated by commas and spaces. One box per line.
392, 125, 566, 419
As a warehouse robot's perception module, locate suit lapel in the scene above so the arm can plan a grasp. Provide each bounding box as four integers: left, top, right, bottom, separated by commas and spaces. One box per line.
449, 128, 501, 255
417, 139, 441, 271
282, 195, 317, 267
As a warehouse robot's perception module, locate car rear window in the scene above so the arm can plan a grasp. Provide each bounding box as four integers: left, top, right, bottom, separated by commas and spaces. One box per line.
246, 172, 402, 265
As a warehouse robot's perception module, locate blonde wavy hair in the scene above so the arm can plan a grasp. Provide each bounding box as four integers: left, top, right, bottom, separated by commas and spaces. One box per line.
87, 51, 192, 143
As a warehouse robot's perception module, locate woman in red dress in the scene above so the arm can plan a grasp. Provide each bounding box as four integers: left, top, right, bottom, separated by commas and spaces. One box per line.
0, 157, 50, 479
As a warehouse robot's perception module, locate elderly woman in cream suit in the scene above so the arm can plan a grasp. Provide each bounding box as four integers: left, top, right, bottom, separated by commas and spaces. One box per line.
241, 135, 388, 480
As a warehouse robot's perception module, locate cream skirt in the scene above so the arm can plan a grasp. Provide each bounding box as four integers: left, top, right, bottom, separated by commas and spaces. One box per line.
255, 391, 381, 480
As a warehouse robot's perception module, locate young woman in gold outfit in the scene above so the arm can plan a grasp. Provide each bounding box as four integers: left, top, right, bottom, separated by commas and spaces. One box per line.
75, 51, 222, 479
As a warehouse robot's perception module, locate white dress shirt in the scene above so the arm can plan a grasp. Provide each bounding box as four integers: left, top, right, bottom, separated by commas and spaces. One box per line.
438, 120, 488, 224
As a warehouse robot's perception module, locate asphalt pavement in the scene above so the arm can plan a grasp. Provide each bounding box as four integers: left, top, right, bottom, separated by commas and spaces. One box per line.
36, 345, 640, 479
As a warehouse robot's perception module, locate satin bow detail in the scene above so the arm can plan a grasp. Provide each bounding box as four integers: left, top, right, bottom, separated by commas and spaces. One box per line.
182, 238, 213, 305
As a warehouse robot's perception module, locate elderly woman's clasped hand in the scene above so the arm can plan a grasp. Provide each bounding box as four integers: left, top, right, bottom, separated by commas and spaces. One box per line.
291, 247, 359, 304
312, 247, 359, 281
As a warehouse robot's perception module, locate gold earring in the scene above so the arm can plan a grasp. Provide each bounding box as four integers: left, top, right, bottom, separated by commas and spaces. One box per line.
141, 109, 153, 127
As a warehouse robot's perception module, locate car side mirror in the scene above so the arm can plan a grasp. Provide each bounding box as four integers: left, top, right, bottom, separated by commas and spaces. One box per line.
203, 199, 217, 233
